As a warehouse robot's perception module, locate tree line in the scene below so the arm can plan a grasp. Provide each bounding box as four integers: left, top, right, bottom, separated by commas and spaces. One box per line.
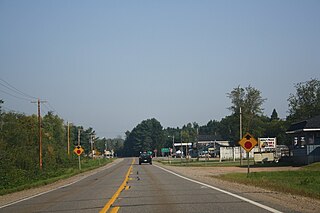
0, 78, 319, 184
0, 107, 123, 191
123, 79, 320, 156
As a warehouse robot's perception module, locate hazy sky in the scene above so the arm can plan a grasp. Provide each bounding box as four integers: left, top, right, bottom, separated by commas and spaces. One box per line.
1, 0, 319, 138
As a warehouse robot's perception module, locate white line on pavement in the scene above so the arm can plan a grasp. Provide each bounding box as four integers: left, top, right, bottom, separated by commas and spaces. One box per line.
154, 164, 282, 213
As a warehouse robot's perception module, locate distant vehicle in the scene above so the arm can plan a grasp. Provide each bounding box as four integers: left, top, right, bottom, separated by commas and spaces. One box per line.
199, 151, 211, 158
139, 152, 152, 165
175, 150, 183, 158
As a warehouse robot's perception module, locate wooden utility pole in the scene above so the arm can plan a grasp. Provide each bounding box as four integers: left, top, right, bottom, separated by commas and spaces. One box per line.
78, 129, 81, 146
32, 98, 46, 170
67, 122, 70, 156
77, 128, 81, 170
240, 107, 243, 166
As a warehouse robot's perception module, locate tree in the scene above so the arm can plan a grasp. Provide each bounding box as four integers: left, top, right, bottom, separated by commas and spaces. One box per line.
227, 86, 245, 114
287, 78, 320, 121
123, 118, 164, 156
42, 112, 67, 168
199, 120, 221, 138
227, 85, 266, 133
270, 109, 279, 121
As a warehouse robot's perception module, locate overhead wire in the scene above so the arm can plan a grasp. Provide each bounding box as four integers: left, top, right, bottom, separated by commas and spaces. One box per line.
42, 103, 52, 115
0, 78, 95, 134
46, 102, 58, 113
0, 78, 56, 117
0, 88, 33, 101
0, 78, 37, 100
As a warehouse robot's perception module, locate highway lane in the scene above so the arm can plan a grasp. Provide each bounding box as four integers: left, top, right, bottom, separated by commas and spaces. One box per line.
0, 158, 132, 213
1, 158, 283, 213
113, 161, 282, 213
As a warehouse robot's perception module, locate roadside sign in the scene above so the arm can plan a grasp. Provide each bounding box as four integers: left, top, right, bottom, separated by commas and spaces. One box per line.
74, 145, 84, 156
161, 148, 170, 153
239, 133, 258, 177
239, 133, 258, 152
259, 138, 276, 149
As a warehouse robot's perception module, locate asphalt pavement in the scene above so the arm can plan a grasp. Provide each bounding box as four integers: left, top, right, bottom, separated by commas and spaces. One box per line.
0, 158, 283, 213
113, 160, 280, 213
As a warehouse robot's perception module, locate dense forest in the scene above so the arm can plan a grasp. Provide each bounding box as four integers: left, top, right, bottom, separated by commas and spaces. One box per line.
0, 78, 319, 187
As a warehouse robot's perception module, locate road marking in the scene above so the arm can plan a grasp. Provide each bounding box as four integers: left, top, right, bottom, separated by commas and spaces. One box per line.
99, 159, 134, 213
110, 206, 120, 213
154, 164, 282, 213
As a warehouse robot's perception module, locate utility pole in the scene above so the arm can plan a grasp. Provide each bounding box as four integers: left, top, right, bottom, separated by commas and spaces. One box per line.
67, 122, 71, 156
0, 100, 3, 142
77, 128, 81, 170
90, 134, 95, 157
78, 129, 81, 146
31, 98, 46, 170
240, 107, 243, 166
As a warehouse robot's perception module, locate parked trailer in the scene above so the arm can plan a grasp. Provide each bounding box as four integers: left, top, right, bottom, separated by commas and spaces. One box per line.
254, 152, 277, 163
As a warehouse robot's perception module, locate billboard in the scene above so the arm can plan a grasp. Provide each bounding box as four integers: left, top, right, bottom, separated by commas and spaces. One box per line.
258, 138, 276, 149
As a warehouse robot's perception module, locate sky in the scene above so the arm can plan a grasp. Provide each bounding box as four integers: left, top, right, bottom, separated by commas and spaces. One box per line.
1, 0, 320, 139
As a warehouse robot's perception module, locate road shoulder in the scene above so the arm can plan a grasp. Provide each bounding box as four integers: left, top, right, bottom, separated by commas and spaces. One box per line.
155, 162, 320, 213
0, 158, 123, 208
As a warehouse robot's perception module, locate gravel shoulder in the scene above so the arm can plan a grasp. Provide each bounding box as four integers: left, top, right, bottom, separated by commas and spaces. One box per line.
0, 158, 123, 208
156, 162, 320, 213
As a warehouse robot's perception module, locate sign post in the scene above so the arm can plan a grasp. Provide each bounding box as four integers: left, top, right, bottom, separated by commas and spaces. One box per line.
74, 145, 84, 170
238, 133, 258, 177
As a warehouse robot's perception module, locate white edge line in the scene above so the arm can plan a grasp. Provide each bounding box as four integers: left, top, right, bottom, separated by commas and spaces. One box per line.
0, 160, 121, 209
154, 164, 282, 213
0, 179, 83, 209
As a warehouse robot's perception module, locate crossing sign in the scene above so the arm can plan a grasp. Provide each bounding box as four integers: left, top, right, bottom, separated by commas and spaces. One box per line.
239, 133, 258, 152
74, 145, 84, 156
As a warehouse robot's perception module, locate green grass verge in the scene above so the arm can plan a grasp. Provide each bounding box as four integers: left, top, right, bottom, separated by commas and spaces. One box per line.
0, 158, 114, 196
215, 162, 320, 199
157, 158, 292, 167
157, 159, 240, 167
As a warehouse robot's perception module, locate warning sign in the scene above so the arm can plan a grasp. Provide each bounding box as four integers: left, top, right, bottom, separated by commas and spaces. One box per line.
239, 133, 258, 152
74, 145, 84, 156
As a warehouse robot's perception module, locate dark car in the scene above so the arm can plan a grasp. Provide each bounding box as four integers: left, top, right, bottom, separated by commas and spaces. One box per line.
139, 152, 152, 165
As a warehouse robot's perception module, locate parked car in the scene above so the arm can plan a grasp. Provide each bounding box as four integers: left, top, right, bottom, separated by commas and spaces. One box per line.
199, 151, 211, 158
139, 152, 152, 165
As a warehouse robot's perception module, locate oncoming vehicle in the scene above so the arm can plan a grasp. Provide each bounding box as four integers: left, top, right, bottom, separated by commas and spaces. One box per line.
139, 152, 152, 165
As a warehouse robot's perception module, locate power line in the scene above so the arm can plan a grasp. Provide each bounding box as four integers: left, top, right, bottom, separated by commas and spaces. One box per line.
43, 101, 63, 119
46, 102, 58, 113
0, 88, 33, 101
0, 78, 37, 100
42, 103, 52, 114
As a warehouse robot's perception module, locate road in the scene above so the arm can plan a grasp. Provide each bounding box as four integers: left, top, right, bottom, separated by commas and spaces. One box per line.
0, 158, 282, 213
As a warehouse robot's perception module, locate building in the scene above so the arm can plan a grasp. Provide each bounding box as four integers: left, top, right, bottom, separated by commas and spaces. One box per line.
286, 115, 320, 164
195, 135, 233, 158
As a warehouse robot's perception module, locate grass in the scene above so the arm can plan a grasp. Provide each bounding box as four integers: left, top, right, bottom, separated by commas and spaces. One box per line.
157, 158, 292, 168
215, 162, 320, 199
158, 158, 320, 199
0, 158, 114, 196
158, 158, 241, 167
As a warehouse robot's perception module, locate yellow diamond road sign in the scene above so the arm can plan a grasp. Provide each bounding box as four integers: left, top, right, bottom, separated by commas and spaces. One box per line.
74, 146, 84, 156
239, 133, 258, 152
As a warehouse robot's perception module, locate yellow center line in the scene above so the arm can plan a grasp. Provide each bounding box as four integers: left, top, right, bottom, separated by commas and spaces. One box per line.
110, 207, 120, 213
99, 159, 134, 213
